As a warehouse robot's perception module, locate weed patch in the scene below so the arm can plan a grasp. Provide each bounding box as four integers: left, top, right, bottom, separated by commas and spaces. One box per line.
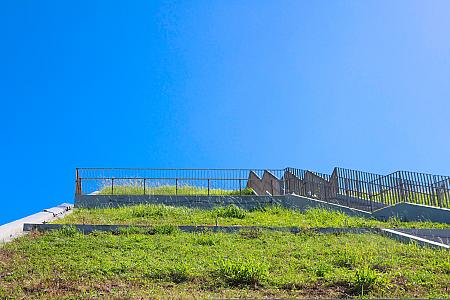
56, 225, 81, 237
150, 225, 179, 235
131, 204, 174, 218
194, 232, 218, 246
352, 266, 383, 295
216, 258, 269, 286
146, 264, 190, 283
214, 205, 246, 219
312, 262, 333, 278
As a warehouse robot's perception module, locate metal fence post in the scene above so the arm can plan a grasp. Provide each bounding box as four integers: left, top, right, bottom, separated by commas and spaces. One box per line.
111, 178, 114, 195
176, 179, 178, 195
356, 175, 360, 199
239, 179, 242, 195
344, 178, 350, 207
368, 183, 374, 212
143, 178, 146, 195
75, 168, 82, 195
399, 178, 405, 202
437, 187, 443, 208
208, 179, 210, 196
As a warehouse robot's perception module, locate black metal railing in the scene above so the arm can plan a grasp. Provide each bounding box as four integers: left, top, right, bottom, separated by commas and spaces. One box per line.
369, 171, 450, 208
75, 168, 286, 196
75, 167, 450, 211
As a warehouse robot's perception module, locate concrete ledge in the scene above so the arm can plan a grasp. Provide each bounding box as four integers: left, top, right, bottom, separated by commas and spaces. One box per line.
23, 223, 450, 249
0, 203, 73, 243
373, 202, 450, 223
392, 228, 450, 245
284, 195, 372, 218
23, 223, 375, 234
75, 194, 450, 224
380, 228, 450, 250
335, 194, 386, 211
75, 194, 371, 219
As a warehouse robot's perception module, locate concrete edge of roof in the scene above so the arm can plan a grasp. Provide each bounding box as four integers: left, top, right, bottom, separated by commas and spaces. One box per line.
0, 203, 74, 244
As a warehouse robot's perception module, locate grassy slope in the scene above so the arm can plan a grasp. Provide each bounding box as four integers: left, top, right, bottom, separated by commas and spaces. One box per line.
56, 205, 450, 229
1, 229, 449, 299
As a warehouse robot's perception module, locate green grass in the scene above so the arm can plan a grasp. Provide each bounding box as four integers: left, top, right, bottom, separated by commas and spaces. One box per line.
1, 229, 449, 299
56, 204, 450, 228
6, 205, 450, 298
99, 185, 255, 196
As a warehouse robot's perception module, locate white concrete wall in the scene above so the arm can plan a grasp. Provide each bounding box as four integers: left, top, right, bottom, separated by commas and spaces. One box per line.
0, 203, 73, 243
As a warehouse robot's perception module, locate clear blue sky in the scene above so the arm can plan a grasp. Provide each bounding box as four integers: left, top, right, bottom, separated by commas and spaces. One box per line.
1, 1, 449, 225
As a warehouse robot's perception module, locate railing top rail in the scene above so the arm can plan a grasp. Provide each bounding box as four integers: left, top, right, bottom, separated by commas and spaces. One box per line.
389, 170, 450, 178
334, 167, 383, 176
79, 177, 251, 181
369, 171, 450, 185
285, 167, 331, 179
76, 167, 284, 171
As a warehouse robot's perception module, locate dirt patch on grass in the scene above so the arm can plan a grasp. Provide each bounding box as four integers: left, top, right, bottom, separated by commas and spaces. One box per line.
19, 278, 147, 298
279, 280, 354, 298
0, 248, 14, 262
389, 275, 424, 297
23, 278, 81, 295
371, 263, 390, 272
0, 248, 19, 278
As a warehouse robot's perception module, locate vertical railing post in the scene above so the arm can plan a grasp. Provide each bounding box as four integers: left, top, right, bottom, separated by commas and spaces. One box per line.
143, 178, 146, 195
444, 179, 449, 208
111, 178, 114, 195
437, 186, 443, 208
75, 168, 78, 195
345, 178, 350, 207
431, 183, 437, 207
208, 179, 210, 196
356, 174, 361, 199
176, 179, 178, 195
75, 168, 82, 195
239, 179, 242, 195
399, 178, 405, 202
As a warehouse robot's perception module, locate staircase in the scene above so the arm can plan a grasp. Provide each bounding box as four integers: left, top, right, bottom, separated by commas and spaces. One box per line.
247, 167, 450, 212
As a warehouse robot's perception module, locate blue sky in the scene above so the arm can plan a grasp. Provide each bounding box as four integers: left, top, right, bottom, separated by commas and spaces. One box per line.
1, 1, 449, 225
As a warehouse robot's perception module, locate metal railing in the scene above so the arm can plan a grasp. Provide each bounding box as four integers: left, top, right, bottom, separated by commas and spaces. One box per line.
75, 168, 285, 196
369, 171, 450, 208
75, 167, 450, 211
